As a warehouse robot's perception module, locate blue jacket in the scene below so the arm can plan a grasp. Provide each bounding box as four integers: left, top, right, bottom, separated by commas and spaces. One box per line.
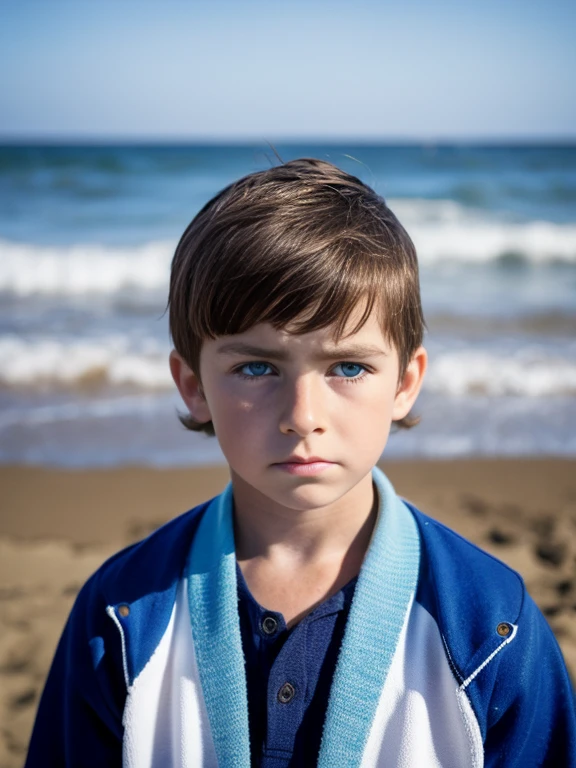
26, 467, 576, 767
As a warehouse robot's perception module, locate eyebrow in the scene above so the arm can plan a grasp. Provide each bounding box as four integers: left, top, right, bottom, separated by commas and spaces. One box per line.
216, 341, 387, 361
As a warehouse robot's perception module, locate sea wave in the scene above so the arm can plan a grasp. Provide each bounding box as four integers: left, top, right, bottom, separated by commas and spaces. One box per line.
0, 239, 173, 296
413, 220, 576, 265
0, 206, 575, 296
390, 199, 576, 264
425, 349, 576, 397
0, 335, 173, 391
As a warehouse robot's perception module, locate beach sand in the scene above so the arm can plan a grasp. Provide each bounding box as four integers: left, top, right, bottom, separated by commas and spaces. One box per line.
1, 459, 575, 766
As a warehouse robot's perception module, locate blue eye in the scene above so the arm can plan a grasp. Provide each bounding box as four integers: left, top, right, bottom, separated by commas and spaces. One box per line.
239, 362, 273, 377
333, 363, 365, 378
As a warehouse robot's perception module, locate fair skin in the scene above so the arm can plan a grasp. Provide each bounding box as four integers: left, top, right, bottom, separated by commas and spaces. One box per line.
170, 304, 427, 627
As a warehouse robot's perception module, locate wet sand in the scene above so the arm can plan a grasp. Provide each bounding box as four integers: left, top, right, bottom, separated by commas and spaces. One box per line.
1, 459, 575, 766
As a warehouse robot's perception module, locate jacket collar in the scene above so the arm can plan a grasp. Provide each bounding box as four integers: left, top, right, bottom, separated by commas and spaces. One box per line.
186, 466, 420, 768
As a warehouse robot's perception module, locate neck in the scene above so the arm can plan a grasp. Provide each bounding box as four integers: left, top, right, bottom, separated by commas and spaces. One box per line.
231, 470, 378, 569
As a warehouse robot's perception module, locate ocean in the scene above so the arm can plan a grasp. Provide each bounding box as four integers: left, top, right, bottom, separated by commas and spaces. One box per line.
1, 143, 575, 466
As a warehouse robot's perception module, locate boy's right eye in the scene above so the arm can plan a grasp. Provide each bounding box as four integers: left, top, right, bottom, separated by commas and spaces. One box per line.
237, 362, 274, 377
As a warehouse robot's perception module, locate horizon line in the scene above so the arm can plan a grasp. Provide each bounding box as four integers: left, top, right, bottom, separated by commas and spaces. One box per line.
1, 134, 576, 147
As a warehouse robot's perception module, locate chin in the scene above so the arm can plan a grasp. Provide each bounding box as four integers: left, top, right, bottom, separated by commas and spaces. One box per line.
269, 481, 350, 512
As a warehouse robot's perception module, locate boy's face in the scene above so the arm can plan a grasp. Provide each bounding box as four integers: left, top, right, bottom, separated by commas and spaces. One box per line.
170, 304, 426, 514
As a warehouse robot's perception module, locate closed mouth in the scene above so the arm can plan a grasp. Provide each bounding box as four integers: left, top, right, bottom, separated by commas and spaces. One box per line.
275, 456, 332, 464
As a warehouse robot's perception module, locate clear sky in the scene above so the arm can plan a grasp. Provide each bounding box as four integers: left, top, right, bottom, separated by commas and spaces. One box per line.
1, 0, 575, 141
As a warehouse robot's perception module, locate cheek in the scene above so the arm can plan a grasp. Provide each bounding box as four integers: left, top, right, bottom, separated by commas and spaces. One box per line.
207, 381, 271, 446
336, 377, 397, 421
332, 380, 397, 454
342, 386, 395, 457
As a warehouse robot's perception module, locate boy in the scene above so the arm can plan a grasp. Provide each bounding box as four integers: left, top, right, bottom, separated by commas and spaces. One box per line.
27, 159, 575, 767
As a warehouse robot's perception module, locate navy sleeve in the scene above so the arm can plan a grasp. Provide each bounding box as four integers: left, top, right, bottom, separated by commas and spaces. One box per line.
25, 572, 126, 767
484, 593, 576, 767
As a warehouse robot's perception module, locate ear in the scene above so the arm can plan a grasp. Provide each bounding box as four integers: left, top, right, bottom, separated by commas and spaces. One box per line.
169, 350, 212, 425
391, 346, 427, 421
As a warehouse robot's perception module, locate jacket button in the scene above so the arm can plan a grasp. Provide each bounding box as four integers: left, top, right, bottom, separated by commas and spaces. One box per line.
262, 615, 278, 635
496, 622, 510, 637
118, 604, 130, 618
277, 683, 295, 704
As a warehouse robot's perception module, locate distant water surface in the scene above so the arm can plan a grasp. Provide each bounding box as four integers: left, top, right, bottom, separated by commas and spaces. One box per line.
1, 143, 575, 465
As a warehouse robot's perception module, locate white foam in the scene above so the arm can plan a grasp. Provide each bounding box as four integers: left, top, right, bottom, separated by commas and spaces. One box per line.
0, 335, 173, 391
413, 221, 576, 265
390, 198, 474, 224
0, 239, 174, 296
425, 349, 576, 397
389, 199, 576, 264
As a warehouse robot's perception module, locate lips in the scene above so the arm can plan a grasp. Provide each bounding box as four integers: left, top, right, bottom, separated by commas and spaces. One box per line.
278, 455, 330, 464
271, 456, 336, 476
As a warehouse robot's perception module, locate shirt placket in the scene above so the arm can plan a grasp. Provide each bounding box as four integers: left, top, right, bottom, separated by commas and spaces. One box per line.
261, 594, 350, 768
261, 618, 308, 767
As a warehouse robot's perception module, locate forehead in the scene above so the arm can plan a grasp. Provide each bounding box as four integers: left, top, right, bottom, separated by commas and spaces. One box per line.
208, 303, 392, 360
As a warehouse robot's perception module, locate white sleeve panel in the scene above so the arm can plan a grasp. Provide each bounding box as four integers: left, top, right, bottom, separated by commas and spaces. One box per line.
122, 579, 218, 768
361, 599, 483, 768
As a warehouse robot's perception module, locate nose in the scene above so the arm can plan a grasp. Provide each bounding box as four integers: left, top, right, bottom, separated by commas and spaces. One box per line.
278, 373, 326, 437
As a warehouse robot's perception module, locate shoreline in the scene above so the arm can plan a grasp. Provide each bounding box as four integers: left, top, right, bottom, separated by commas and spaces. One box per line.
1, 457, 575, 766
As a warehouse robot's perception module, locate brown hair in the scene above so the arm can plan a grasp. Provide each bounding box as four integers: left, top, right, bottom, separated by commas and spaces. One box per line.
169, 157, 425, 435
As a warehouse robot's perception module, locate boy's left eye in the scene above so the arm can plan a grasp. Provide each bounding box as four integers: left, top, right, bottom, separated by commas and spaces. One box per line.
332, 363, 366, 378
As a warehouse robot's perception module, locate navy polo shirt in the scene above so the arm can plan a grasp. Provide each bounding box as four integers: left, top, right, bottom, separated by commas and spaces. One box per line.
236, 561, 358, 768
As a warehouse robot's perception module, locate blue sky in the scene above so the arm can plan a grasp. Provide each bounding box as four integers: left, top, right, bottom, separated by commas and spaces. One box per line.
1, 0, 575, 140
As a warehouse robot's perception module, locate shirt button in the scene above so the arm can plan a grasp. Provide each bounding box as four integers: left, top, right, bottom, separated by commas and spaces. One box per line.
261, 615, 278, 635
277, 683, 295, 704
